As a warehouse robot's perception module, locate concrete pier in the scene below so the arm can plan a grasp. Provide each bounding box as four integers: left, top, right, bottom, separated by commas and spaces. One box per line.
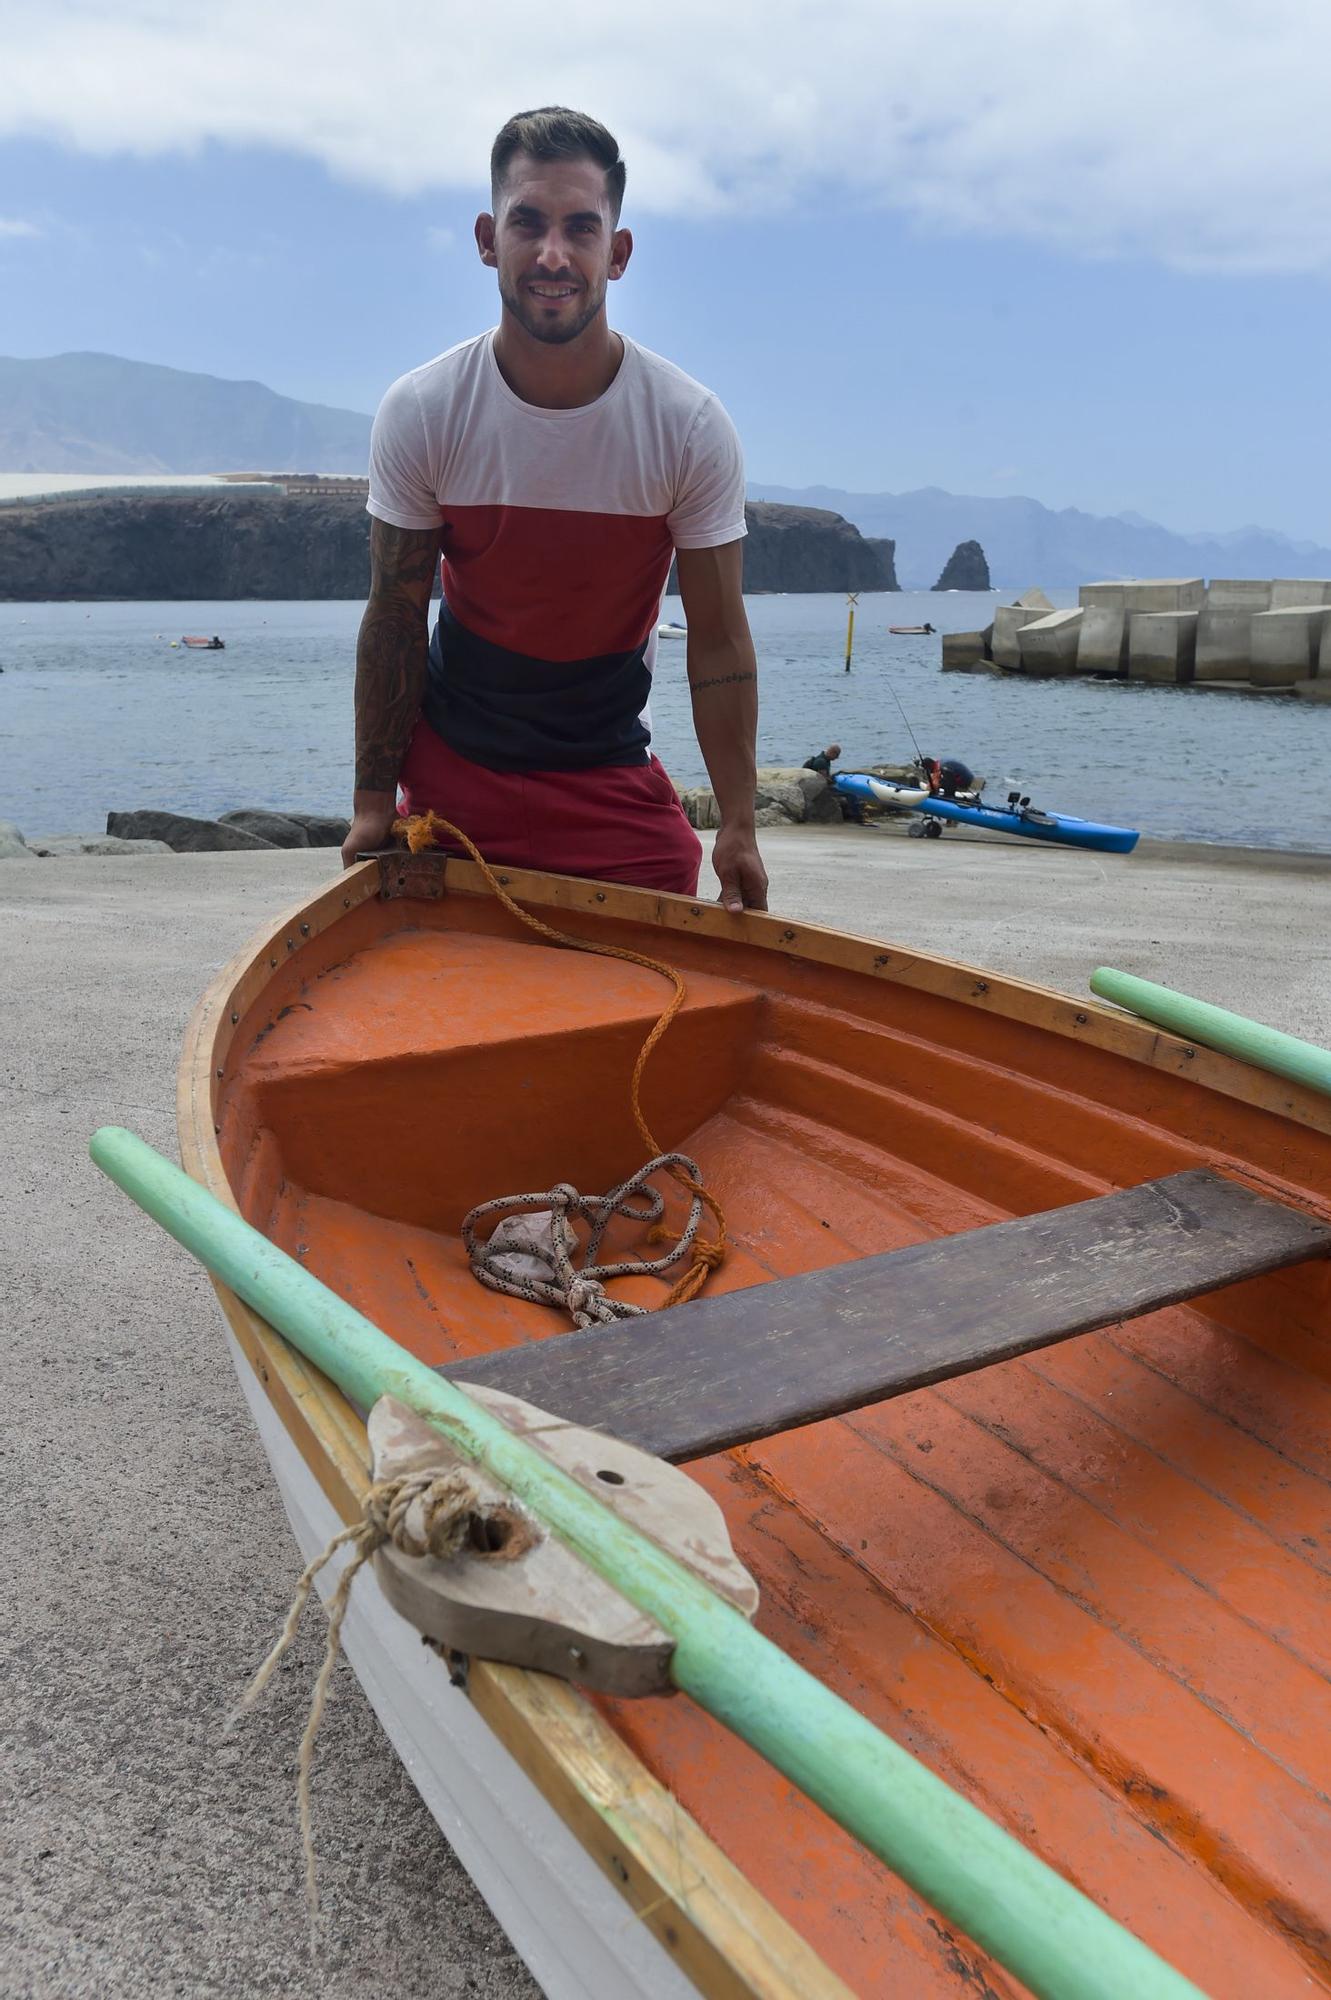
1250, 605, 1330, 686
1016, 608, 1083, 674
1128, 609, 1198, 682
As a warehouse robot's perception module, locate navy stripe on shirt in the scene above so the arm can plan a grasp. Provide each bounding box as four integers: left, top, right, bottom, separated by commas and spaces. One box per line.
422, 603, 653, 773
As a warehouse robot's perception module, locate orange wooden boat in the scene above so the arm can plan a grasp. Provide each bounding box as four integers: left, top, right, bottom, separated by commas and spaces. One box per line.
178, 850, 1331, 2000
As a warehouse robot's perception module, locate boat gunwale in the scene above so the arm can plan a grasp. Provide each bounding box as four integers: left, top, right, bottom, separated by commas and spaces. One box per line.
178, 852, 1331, 1998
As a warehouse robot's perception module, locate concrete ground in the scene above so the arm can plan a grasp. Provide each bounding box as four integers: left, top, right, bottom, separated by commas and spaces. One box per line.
3, 827, 1329, 1999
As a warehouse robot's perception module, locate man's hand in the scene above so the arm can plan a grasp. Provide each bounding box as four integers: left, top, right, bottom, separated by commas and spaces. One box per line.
712, 821, 768, 913
341, 790, 398, 868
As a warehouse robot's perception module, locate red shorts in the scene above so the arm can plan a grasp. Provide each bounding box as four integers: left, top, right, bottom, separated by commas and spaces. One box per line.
399, 720, 704, 895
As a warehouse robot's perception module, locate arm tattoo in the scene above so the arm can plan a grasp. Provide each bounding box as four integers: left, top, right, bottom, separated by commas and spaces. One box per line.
354, 520, 441, 791
688, 670, 758, 695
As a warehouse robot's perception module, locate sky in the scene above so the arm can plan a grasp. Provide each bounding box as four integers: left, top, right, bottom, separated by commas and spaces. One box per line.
2, 0, 1329, 542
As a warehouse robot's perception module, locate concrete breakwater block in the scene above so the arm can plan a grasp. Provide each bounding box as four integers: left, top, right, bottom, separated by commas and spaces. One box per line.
991, 604, 1048, 668
1017, 609, 1083, 675
1195, 607, 1255, 682
1129, 610, 1198, 683
1269, 579, 1331, 611
1207, 579, 1272, 612
1250, 606, 1330, 686
1081, 578, 1204, 615
941, 629, 989, 669
1321, 618, 1331, 678
1076, 606, 1129, 675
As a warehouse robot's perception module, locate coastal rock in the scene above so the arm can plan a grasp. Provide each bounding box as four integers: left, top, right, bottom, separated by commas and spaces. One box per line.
677, 768, 840, 830
1, 494, 897, 601
755, 765, 842, 824
933, 541, 991, 591
753, 775, 808, 822
678, 788, 722, 831
219, 808, 311, 848
106, 809, 277, 851
283, 811, 352, 847
0, 819, 35, 859
30, 834, 174, 856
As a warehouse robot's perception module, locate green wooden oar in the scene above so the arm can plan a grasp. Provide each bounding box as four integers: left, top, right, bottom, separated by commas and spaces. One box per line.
1090, 968, 1331, 1098
90, 1125, 1205, 2000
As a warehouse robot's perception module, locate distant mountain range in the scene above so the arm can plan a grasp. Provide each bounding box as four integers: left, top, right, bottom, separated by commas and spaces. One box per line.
0, 352, 371, 475
750, 483, 1331, 590
4, 353, 1328, 587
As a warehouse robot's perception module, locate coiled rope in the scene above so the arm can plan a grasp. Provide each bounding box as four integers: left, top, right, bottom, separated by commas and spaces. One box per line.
463, 1151, 712, 1328
395, 809, 727, 1308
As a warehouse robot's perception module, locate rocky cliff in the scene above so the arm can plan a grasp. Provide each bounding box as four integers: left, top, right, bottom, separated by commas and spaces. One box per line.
0, 491, 900, 600
933, 539, 990, 591
725, 503, 897, 593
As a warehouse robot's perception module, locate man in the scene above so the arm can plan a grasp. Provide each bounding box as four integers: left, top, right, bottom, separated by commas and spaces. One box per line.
343, 106, 768, 913
802, 743, 841, 778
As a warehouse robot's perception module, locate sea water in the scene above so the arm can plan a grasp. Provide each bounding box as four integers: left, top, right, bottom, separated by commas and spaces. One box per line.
1, 593, 1328, 851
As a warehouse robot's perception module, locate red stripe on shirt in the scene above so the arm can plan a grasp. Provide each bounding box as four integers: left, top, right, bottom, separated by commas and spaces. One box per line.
440, 504, 673, 661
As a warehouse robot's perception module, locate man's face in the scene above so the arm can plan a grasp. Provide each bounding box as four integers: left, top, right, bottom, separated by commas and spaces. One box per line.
477, 152, 631, 346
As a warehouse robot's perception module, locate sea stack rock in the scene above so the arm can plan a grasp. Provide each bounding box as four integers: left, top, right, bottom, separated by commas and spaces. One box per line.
933, 541, 990, 591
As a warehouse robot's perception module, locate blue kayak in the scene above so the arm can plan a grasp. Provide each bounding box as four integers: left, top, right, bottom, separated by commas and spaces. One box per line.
915, 795, 1139, 854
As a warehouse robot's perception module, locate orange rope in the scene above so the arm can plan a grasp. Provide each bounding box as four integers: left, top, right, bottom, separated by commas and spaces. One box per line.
393, 811, 726, 1306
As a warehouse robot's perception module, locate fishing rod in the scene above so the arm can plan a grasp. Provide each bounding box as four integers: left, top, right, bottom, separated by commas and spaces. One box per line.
884, 672, 926, 767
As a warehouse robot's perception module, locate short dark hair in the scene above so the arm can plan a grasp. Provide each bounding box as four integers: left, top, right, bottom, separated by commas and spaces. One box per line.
490, 107, 627, 223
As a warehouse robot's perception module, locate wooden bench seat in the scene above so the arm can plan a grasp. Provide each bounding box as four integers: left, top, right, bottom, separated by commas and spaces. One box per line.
442, 1169, 1331, 1462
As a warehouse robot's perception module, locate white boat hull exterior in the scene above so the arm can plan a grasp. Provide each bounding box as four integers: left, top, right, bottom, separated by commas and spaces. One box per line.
226, 1330, 701, 2000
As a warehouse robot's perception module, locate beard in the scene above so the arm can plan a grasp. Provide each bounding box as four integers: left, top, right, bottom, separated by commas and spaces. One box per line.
498, 273, 607, 346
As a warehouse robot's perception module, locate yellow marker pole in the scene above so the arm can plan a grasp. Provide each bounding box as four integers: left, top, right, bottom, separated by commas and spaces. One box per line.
844, 592, 858, 672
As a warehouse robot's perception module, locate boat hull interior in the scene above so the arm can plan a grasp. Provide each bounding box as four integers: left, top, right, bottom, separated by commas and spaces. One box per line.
211, 866, 1331, 1999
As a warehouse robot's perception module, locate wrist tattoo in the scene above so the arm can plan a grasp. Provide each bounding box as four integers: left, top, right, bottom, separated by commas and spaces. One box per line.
688, 670, 758, 694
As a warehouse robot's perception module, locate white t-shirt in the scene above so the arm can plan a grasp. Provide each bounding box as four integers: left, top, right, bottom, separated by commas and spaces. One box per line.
365, 331, 746, 770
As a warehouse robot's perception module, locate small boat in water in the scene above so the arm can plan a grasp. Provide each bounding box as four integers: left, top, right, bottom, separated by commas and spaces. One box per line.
656, 621, 688, 640
181, 634, 225, 650
151, 847, 1331, 1998
887, 623, 935, 635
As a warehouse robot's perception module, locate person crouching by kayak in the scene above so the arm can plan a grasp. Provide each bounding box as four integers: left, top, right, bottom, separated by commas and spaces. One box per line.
803, 743, 841, 778
919, 756, 975, 799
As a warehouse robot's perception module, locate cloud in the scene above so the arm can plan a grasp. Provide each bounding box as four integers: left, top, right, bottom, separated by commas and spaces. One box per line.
425, 225, 457, 252
0, 216, 42, 238
2, 2, 1329, 273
